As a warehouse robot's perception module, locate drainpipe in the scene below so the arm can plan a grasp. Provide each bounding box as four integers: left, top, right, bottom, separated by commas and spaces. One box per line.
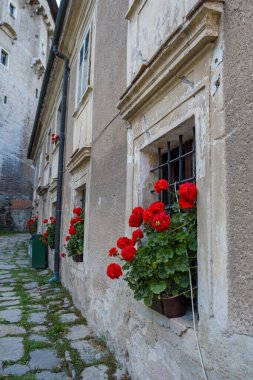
49, 50, 69, 283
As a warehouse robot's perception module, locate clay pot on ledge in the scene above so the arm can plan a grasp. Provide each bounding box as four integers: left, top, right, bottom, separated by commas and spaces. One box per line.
72, 254, 83, 263
150, 294, 187, 318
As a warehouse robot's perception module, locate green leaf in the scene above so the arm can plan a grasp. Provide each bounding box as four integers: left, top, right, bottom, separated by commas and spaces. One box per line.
149, 280, 167, 295
175, 243, 186, 256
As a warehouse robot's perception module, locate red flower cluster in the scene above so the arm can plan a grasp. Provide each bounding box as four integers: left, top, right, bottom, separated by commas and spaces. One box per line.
109, 247, 118, 257
143, 201, 165, 223
107, 263, 123, 279
121, 245, 137, 261
27, 216, 37, 234
73, 207, 82, 216
65, 236, 70, 241
117, 236, 134, 249
179, 182, 197, 209
154, 179, 169, 194
60, 252, 66, 258
151, 212, 171, 232
128, 207, 144, 228
69, 226, 76, 235
50, 216, 56, 224
132, 229, 144, 243
52, 134, 59, 144
43, 219, 48, 224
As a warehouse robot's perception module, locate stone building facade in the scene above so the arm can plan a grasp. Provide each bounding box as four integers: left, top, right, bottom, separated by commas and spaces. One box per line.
0, 0, 57, 230
28, 1, 253, 379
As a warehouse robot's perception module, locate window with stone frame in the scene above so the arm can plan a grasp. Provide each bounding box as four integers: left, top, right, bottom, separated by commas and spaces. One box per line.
75, 185, 86, 212
0, 49, 9, 68
77, 28, 91, 103
9, 2, 16, 18
149, 126, 198, 313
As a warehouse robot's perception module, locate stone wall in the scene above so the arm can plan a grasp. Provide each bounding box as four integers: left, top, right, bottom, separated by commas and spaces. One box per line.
223, 0, 253, 335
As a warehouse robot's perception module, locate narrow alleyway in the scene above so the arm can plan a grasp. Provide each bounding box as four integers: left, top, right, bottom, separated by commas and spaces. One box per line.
0, 234, 128, 380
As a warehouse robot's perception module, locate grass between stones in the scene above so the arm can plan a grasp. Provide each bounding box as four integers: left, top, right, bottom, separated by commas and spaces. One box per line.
0, 236, 127, 380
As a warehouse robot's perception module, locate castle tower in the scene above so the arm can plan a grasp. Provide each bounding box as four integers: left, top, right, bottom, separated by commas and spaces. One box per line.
0, 0, 57, 230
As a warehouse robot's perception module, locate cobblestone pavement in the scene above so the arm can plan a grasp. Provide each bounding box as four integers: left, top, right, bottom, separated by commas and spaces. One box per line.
0, 234, 128, 380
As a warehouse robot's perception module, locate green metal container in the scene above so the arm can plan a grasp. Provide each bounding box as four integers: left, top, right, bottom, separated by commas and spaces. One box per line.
30, 234, 48, 269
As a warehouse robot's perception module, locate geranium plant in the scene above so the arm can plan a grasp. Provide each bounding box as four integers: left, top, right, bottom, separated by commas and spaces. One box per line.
106, 180, 197, 308
63, 207, 84, 260
41, 217, 56, 248
27, 216, 37, 235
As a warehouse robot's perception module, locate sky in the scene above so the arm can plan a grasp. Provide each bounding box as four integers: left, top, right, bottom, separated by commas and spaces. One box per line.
56, 0, 61, 5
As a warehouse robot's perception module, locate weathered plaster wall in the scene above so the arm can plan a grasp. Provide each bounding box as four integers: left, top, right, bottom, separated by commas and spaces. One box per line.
223, 0, 253, 335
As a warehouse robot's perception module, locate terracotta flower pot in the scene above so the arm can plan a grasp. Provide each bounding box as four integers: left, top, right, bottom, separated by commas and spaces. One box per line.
161, 294, 187, 318
72, 254, 83, 263
150, 294, 187, 318
150, 295, 163, 314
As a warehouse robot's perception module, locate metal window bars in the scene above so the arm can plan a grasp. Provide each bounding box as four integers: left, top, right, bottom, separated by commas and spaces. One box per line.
150, 127, 196, 211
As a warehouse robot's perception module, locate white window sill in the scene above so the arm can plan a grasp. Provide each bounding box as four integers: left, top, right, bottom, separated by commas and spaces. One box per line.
134, 300, 197, 336
73, 85, 92, 119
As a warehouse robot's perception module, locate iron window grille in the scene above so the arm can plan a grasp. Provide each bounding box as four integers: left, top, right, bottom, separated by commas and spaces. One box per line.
150, 127, 198, 313
151, 127, 196, 211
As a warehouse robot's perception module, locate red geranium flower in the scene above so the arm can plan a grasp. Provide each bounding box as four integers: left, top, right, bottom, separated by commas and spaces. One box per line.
128, 207, 144, 228
121, 245, 137, 261
132, 229, 144, 243
179, 182, 197, 203
108, 247, 118, 257
143, 202, 165, 223
43, 219, 48, 224
117, 236, 134, 249
69, 226, 76, 235
179, 198, 195, 209
60, 252, 66, 258
65, 236, 70, 241
151, 212, 171, 232
43, 239, 47, 245
43, 231, 48, 238
74, 216, 83, 223
107, 263, 123, 279
73, 207, 82, 216
154, 179, 169, 193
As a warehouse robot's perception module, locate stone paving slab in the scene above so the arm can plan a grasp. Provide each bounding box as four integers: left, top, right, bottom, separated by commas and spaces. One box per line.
36, 371, 67, 379
29, 348, 61, 370
0, 324, 26, 337
70, 340, 108, 364
0, 286, 14, 292
60, 313, 78, 323
0, 299, 20, 307
31, 325, 48, 333
81, 364, 109, 380
0, 337, 24, 361
65, 324, 92, 341
29, 334, 49, 342
0, 364, 29, 376
0, 308, 22, 322
28, 311, 47, 324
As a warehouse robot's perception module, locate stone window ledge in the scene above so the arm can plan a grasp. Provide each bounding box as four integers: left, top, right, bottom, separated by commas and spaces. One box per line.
134, 301, 196, 337
67, 146, 91, 174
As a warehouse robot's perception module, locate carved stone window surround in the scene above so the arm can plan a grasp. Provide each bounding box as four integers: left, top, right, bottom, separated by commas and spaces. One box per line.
118, 2, 223, 121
